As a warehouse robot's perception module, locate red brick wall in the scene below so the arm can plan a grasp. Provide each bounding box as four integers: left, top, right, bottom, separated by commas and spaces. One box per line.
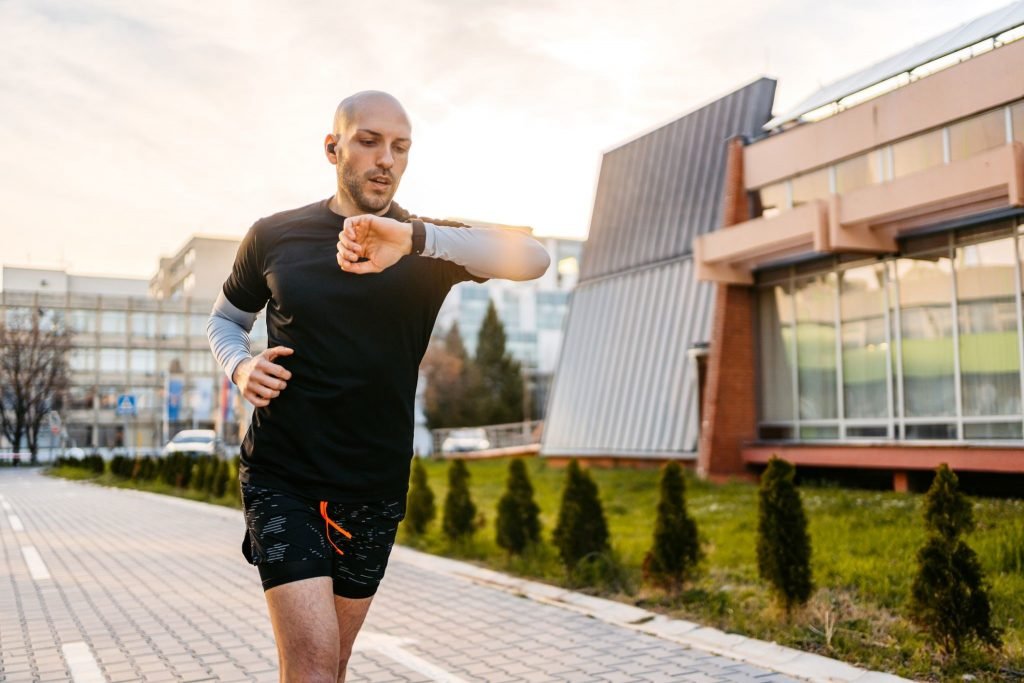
697, 138, 759, 481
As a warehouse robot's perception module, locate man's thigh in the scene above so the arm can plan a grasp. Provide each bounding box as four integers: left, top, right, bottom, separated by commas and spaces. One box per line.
334, 594, 373, 659
324, 498, 405, 599
265, 576, 340, 665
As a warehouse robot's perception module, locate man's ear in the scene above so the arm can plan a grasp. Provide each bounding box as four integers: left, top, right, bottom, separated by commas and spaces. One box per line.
324, 134, 338, 163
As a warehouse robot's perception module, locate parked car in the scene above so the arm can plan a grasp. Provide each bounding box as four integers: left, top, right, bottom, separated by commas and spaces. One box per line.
163, 429, 224, 458
441, 428, 491, 454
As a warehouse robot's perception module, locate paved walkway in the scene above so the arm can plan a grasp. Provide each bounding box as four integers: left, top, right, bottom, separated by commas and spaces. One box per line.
0, 467, 895, 683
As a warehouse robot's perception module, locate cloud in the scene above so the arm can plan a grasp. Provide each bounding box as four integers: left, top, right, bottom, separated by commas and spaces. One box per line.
0, 0, 1014, 279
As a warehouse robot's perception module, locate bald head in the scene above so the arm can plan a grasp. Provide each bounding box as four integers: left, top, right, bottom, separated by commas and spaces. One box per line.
325, 90, 413, 216
332, 91, 410, 135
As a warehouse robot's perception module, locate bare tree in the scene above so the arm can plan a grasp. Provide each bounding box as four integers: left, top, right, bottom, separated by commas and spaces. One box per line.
0, 306, 72, 464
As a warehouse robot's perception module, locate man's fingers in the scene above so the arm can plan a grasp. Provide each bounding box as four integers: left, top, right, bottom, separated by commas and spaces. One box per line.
346, 260, 380, 275
264, 345, 293, 360
336, 241, 360, 262
259, 362, 291, 381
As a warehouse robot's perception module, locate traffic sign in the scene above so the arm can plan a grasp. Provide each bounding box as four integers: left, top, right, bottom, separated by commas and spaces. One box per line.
116, 394, 137, 417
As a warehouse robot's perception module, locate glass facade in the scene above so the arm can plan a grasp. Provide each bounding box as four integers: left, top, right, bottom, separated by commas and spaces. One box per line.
892, 129, 944, 179
755, 219, 1024, 443
756, 102, 1020, 220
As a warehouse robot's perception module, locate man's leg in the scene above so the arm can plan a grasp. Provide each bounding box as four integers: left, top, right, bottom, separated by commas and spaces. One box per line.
264, 576, 340, 683
334, 595, 374, 683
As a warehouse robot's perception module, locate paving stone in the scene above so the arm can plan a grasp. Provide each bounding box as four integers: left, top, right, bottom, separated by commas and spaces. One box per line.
0, 467, 903, 683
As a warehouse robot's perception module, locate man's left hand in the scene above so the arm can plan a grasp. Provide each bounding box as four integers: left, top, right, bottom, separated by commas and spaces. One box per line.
336, 215, 413, 274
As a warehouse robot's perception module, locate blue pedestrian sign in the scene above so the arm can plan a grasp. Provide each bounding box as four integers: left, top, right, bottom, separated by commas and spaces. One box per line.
116, 394, 137, 417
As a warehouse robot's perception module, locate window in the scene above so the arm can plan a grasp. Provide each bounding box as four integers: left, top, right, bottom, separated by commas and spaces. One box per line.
840, 263, 889, 419
130, 312, 157, 337
793, 273, 838, 420
892, 129, 944, 179
895, 240, 956, 417
835, 150, 884, 193
69, 309, 96, 334
949, 108, 1006, 162
159, 313, 184, 339
1013, 101, 1024, 143
100, 348, 127, 373
791, 169, 830, 207
758, 284, 796, 422
955, 227, 1020, 416
70, 348, 96, 373
189, 313, 208, 337
757, 182, 789, 218
129, 349, 157, 376
100, 311, 126, 335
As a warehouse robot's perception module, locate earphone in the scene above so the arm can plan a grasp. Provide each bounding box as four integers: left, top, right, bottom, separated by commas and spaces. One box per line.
327, 141, 336, 154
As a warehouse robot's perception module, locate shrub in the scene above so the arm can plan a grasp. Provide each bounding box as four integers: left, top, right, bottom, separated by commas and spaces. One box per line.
756, 455, 813, 613
192, 456, 210, 492
405, 457, 436, 535
642, 461, 701, 591
495, 458, 541, 554
442, 459, 476, 541
552, 459, 610, 571
211, 458, 229, 498
910, 463, 1002, 654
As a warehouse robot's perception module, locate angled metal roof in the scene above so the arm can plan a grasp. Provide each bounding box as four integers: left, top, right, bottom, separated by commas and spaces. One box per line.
768, 1, 1024, 128
579, 78, 777, 282
543, 80, 777, 459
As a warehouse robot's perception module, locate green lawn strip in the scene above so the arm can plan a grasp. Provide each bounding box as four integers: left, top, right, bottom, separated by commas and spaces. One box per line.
44, 458, 1023, 681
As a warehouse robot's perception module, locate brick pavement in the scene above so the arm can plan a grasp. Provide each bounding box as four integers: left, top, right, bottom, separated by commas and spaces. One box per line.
0, 466, 820, 682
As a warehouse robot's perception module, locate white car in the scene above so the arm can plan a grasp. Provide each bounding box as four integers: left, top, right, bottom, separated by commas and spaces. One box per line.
441, 428, 491, 454
164, 429, 224, 458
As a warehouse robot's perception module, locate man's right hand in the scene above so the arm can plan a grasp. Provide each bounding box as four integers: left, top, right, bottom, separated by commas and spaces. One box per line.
233, 346, 293, 407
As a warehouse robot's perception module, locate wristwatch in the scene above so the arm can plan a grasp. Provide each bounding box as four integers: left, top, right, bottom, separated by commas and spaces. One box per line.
410, 219, 426, 255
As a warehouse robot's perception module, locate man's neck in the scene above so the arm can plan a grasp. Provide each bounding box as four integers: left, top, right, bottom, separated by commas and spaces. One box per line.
328, 191, 391, 218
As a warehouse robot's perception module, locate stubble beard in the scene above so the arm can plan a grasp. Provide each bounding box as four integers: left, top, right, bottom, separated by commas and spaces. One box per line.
339, 160, 394, 214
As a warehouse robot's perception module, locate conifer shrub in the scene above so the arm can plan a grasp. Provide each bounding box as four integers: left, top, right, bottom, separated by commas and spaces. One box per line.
442, 459, 476, 540
495, 458, 541, 554
642, 461, 701, 591
211, 458, 229, 498
756, 455, 813, 613
910, 463, 1002, 654
552, 459, 610, 570
405, 457, 436, 535
192, 456, 210, 492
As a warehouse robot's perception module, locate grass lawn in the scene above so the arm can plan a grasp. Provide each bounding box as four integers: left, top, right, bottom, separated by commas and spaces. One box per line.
44, 457, 1024, 681
397, 456, 1024, 682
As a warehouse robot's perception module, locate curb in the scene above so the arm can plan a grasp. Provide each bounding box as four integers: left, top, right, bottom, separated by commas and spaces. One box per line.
45, 471, 913, 683
390, 546, 914, 683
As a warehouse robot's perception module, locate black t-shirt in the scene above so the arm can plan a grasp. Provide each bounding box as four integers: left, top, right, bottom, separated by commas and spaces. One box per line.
221, 196, 488, 504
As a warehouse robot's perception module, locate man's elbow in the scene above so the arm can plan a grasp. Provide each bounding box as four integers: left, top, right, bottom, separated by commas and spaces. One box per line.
528, 243, 551, 280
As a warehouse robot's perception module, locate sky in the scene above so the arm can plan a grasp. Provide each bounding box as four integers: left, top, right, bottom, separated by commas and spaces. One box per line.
0, 0, 1016, 280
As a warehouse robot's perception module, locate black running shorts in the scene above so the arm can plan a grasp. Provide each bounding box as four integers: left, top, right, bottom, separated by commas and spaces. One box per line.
239, 481, 405, 599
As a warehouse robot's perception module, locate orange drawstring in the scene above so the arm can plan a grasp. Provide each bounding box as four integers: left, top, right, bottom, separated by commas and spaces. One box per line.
320, 500, 352, 556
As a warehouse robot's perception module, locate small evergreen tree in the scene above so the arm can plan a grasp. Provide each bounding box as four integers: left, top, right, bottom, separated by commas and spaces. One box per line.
495, 458, 542, 554
552, 459, 609, 569
405, 457, 436, 535
192, 456, 210, 492
642, 461, 701, 591
474, 301, 524, 424
211, 458, 229, 498
910, 463, 1001, 654
756, 456, 813, 613
442, 459, 476, 540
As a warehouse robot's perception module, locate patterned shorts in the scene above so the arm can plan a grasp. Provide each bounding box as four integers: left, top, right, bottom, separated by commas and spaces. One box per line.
239, 481, 405, 599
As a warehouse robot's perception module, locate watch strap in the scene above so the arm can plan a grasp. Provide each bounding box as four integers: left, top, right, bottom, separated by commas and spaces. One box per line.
410, 219, 426, 255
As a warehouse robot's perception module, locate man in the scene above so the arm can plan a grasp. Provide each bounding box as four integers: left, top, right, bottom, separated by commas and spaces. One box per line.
206, 90, 549, 682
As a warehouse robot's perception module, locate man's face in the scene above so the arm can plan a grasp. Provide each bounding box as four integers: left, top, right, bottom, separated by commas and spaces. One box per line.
332, 101, 412, 214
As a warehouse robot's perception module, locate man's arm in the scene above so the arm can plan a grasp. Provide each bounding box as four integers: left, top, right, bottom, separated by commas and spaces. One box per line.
421, 222, 550, 281
337, 215, 551, 280
206, 290, 258, 388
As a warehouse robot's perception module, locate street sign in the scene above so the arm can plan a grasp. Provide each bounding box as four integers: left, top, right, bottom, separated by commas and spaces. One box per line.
116, 394, 137, 417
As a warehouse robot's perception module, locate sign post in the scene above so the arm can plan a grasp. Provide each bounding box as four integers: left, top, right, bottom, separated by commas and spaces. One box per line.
116, 394, 137, 459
